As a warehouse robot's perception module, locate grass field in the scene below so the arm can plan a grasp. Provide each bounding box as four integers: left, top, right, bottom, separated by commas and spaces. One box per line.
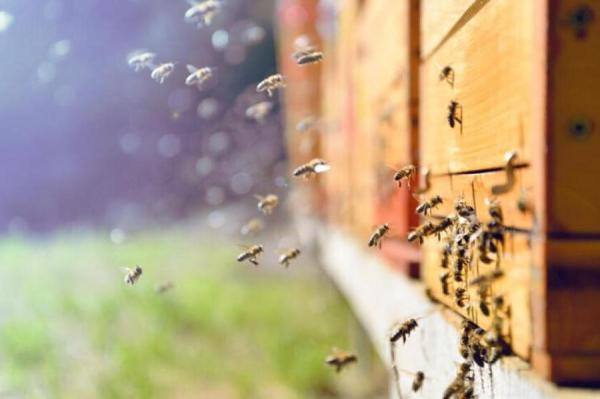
0, 221, 385, 398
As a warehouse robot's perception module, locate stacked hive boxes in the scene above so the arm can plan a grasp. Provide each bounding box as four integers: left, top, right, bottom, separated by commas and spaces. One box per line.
278, 0, 600, 384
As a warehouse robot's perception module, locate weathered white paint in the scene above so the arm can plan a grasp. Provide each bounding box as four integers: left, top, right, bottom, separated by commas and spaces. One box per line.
296, 218, 598, 399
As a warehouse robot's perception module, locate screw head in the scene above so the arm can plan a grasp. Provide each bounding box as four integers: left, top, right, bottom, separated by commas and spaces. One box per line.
568, 117, 594, 140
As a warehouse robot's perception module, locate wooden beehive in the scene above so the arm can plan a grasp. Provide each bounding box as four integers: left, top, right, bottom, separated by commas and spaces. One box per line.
278, 0, 600, 385
418, 0, 600, 384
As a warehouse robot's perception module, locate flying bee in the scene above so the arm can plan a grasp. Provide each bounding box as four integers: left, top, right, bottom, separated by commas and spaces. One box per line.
455, 287, 469, 307
240, 218, 264, 236
407, 221, 435, 244
432, 216, 457, 239
292, 158, 331, 178
150, 62, 175, 84
245, 101, 274, 123
124, 265, 143, 285
255, 194, 279, 215
155, 281, 174, 294
128, 51, 156, 72
440, 271, 451, 295
393, 164, 416, 188
295, 49, 324, 65
296, 116, 319, 133
412, 371, 425, 392
184, 0, 221, 28
236, 244, 264, 266
185, 65, 215, 87
389, 318, 419, 344
278, 248, 301, 267
416, 195, 443, 215
447, 100, 462, 128
257, 73, 286, 97
325, 348, 357, 373
368, 223, 390, 249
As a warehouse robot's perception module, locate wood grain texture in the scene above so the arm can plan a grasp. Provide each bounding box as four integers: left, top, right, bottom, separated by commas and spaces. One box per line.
354, 0, 422, 269
420, 0, 478, 58
420, 0, 534, 175
319, 0, 360, 228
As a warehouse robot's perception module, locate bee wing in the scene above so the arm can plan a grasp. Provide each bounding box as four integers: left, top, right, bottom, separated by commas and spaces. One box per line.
313, 163, 331, 173
253, 194, 265, 201
186, 64, 198, 74
237, 243, 251, 250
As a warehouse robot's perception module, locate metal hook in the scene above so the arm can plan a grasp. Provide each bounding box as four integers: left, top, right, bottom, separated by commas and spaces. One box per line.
417, 167, 431, 194
491, 151, 518, 195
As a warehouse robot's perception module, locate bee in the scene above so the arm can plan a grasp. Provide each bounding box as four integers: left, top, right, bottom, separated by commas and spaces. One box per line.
124, 265, 143, 285
240, 218, 264, 236
469, 270, 504, 286
454, 197, 475, 219
128, 51, 156, 72
432, 216, 457, 239
440, 271, 451, 295
257, 73, 286, 97
486, 198, 504, 223
416, 195, 443, 215
441, 243, 452, 268
296, 116, 319, 133
295, 49, 324, 65
407, 221, 435, 244
443, 362, 475, 399
368, 223, 390, 249
150, 62, 175, 84
245, 101, 274, 123
389, 318, 419, 344
324, 348, 357, 373
184, 0, 221, 28
453, 249, 470, 282
439, 65, 454, 86
278, 248, 301, 267
237, 244, 264, 266
455, 287, 469, 307
447, 100, 462, 128
393, 164, 416, 188
255, 194, 279, 215
185, 65, 215, 87
155, 281, 174, 294
292, 158, 331, 178
412, 371, 425, 392
517, 188, 532, 214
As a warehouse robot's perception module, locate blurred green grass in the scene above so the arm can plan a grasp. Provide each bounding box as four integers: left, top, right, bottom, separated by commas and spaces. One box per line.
0, 224, 384, 398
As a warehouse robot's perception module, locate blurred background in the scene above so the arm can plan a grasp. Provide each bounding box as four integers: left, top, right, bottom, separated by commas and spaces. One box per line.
0, 0, 385, 397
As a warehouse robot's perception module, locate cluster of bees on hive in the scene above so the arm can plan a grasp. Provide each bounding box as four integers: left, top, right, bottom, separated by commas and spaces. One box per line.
123, 0, 354, 376
123, 2, 521, 394
368, 107, 521, 396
